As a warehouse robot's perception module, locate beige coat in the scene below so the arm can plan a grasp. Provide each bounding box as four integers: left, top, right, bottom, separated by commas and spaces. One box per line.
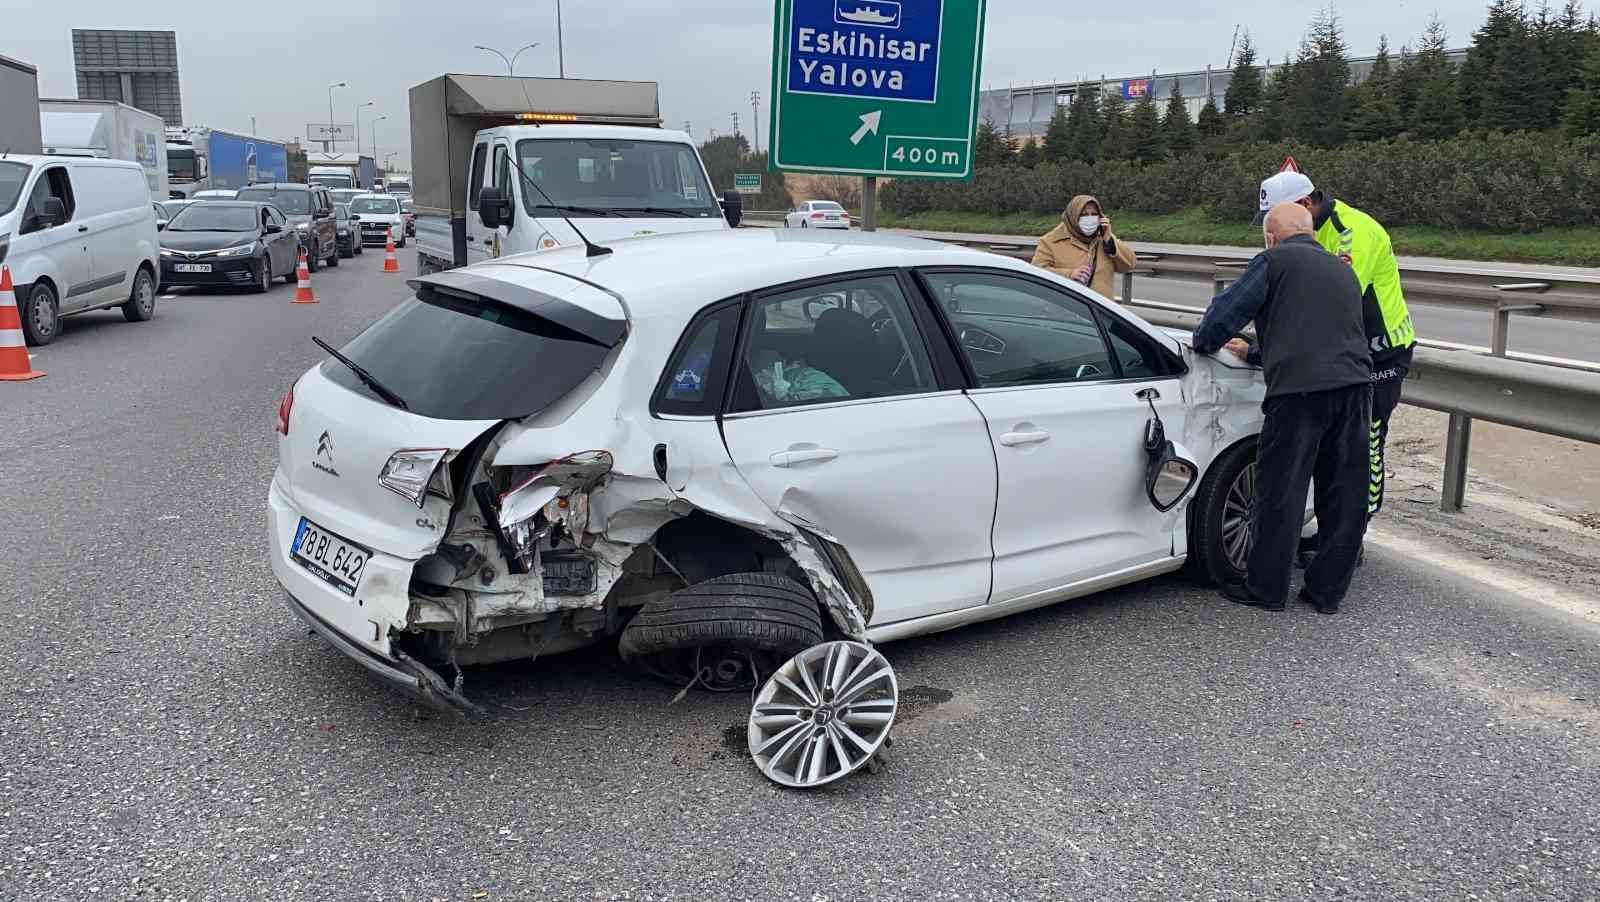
1031, 195, 1138, 298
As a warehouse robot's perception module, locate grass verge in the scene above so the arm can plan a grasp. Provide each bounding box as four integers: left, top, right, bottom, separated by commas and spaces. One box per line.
876, 207, 1600, 267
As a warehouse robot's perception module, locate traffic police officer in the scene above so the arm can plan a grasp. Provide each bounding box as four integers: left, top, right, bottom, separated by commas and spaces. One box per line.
1254, 171, 1416, 555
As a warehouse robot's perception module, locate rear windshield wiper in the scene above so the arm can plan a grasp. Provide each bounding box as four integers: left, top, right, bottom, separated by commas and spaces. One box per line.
312, 336, 410, 411
612, 206, 697, 218
530, 203, 623, 218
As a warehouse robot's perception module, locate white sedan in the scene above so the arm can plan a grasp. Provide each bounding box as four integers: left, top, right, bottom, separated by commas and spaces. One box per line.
347, 193, 406, 248
268, 229, 1266, 712
784, 200, 851, 229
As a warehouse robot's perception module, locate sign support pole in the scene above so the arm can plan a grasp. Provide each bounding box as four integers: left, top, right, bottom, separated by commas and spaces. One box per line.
862, 176, 877, 232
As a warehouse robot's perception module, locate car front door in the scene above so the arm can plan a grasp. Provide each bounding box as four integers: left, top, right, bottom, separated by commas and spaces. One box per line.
265, 207, 294, 275
464, 141, 492, 265
313, 190, 336, 259
916, 268, 1189, 604
718, 271, 998, 627
17, 166, 92, 311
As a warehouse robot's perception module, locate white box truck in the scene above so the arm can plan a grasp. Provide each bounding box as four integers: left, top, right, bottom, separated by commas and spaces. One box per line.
408, 74, 740, 272
39, 99, 169, 201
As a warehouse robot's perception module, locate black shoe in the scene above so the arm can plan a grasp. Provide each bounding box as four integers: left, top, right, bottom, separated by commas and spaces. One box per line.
1220, 581, 1286, 612
1298, 588, 1339, 615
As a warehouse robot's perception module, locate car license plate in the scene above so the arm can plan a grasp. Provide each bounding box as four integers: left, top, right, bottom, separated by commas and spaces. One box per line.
174, 263, 212, 273
290, 517, 369, 597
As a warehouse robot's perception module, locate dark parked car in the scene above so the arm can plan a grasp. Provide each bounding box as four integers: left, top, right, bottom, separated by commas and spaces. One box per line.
157, 202, 300, 293
333, 203, 364, 258
399, 196, 415, 237
234, 183, 338, 272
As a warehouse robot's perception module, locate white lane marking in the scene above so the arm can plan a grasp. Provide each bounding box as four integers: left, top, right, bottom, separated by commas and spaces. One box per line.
1366, 525, 1600, 625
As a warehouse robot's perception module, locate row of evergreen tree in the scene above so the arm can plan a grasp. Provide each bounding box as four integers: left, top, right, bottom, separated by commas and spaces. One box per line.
978, 0, 1600, 169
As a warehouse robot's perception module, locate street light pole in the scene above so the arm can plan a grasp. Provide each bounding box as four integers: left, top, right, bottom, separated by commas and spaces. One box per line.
474, 43, 539, 76
355, 101, 374, 172
750, 91, 761, 156
326, 81, 346, 152
370, 115, 387, 170
556, 0, 565, 77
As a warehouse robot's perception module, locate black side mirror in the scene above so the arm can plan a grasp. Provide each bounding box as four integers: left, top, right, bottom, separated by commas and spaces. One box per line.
349, 214, 360, 221
40, 197, 67, 226
265, 223, 282, 234
721, 189, 744, 228
157, 221, 168, 231
478, 186, 511, 229
1137, 388, 1198, 512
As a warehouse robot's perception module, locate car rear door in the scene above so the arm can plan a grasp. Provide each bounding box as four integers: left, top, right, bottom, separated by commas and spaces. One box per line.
718, 270, 998, 627
916, 268, 1188, 604
265, 206, 294, 275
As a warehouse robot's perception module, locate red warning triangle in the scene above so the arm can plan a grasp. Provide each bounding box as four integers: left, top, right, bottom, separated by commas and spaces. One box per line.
1280, 155, 1300, 173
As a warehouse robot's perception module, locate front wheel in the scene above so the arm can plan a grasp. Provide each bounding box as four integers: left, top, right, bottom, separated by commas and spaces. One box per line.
121, 267, 157, 321
20, 282, 61, 345
252, 258, 272, 293
1187, 439, 1257, 586
327, 243, 340, 267
396, 234, 406, 248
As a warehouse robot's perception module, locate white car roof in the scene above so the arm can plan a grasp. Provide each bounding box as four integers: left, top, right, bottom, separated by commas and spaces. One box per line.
3, 154, 144, 171
478, 229, 1021, 320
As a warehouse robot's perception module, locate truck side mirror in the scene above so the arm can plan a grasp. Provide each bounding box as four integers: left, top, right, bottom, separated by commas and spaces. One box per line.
478, 186, 511, 229
721, 189, 744, 228
198, 159, 209, 180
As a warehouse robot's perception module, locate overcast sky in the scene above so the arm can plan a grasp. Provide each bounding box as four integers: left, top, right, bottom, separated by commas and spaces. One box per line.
8, 1, 1494, 170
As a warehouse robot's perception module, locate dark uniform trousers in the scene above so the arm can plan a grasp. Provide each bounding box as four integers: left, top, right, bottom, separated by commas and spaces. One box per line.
1248, 383, 1374, 607
1367, 362, 1408, 517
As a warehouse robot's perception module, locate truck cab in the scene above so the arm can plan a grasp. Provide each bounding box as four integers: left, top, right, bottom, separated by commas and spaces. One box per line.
409, 75, 739, 273
449, 124, 727, 269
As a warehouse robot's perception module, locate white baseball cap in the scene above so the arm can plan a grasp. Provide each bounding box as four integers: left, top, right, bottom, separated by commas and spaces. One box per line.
1252, 171, 1316, 225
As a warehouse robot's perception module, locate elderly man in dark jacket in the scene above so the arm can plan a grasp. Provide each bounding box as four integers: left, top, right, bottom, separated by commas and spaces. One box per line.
1191, 203, 1373, 614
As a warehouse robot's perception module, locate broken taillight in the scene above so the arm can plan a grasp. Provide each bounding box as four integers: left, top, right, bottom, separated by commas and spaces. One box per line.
379, 449, 455, 508
275, 382, 296, 435
484, 451, 613, 574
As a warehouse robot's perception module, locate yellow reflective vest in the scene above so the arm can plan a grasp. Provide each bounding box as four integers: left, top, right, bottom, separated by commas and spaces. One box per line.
1315, 200, 1416, 363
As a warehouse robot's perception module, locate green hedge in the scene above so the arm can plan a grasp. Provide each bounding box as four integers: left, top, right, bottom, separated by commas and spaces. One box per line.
881, 133, 1600, 232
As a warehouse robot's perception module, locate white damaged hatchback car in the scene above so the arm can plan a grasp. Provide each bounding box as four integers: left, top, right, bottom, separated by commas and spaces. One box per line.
269, 229, 1268, 711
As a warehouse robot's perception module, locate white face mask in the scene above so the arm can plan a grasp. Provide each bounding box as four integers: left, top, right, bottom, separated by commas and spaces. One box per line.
1077, 215, 1101, 236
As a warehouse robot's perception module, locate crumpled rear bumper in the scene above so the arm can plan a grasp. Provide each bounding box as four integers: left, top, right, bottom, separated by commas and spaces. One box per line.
282, 589, 482, 716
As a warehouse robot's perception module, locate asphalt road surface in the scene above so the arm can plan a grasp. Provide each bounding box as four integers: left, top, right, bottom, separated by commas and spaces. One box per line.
2, 256, 1597, 901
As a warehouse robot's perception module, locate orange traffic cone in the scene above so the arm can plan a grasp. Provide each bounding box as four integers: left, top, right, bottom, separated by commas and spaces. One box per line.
382, 227, 400, 273
292, 249, 317, 304
0, 266, 45, 381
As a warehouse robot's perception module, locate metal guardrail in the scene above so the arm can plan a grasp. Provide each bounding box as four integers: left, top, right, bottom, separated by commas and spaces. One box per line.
745, 210, 1600, 512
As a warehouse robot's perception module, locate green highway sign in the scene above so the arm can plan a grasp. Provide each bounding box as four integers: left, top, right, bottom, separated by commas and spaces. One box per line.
769, 0, 987, 180
734, 173, 763, 194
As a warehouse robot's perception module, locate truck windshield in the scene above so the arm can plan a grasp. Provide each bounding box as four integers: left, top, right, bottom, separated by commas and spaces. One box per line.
236, 188, 310, 214
514, 139, 720, 219
168, 148, 197, 181
0, 162, 28, 216
387, 181, 411, 193
310, 175, 353, 188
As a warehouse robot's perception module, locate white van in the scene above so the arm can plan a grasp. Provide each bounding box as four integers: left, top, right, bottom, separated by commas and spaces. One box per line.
0, 155, 160, 345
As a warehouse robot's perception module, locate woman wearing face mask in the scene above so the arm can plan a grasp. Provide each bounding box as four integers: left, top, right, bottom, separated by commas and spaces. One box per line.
1031, 195, 1137, 297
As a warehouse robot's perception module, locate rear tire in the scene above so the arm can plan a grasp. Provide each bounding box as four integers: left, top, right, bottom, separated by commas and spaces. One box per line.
618, 572, 825, 692
121, 267, 157, 321
1187, 438, 1258, 586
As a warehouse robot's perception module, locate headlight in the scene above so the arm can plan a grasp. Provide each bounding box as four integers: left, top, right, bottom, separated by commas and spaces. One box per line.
214, 242, 256, 257
159, 248, 178, 257
378, 449, 454, 508
295, 223, 310, 232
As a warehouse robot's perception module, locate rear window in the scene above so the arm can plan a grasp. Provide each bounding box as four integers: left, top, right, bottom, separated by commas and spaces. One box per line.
237, 188, 309, 214
323, 289, 613, 421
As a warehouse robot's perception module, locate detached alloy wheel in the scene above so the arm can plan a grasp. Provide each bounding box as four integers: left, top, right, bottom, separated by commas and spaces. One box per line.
1187, 439, 1258, 586
748, 641, 898, 788
20, 282, 60, 345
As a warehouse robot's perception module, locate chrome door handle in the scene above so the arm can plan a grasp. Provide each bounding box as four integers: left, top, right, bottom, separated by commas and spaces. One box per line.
998, 430, 1050, 447
770, 448, 839, 468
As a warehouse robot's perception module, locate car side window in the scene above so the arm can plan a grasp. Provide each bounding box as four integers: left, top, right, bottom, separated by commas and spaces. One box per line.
467, 143, 488, 210
921, 270, 1119, 387
1096, 308, 1176, 379
653, 302, 741, 417
729, 274, 936, 413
